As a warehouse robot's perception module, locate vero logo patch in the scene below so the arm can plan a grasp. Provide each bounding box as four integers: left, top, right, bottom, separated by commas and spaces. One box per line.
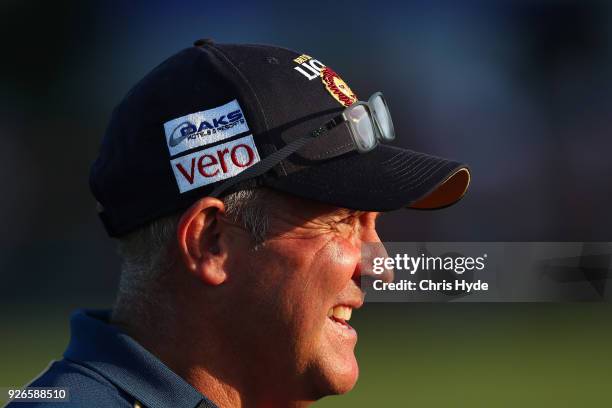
170, 135, 260, 193
164, 99, 249, 156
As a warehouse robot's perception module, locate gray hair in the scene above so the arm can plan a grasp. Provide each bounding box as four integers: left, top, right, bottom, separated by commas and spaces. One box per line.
112, 183, 274, 325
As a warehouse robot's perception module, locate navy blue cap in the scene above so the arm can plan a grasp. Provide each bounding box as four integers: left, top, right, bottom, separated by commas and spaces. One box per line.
90, 39, 470, 237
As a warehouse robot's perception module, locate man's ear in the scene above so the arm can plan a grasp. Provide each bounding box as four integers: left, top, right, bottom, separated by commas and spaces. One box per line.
177, 197, 227, 286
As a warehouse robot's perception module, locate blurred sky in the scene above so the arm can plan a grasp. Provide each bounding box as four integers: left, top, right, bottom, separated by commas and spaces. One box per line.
1, 0, 612, 310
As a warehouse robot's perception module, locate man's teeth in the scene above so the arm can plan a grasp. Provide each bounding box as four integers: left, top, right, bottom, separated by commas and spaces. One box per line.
327, 305, 352, 321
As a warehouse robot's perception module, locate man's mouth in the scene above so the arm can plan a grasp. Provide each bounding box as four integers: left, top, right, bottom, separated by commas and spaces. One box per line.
327, 305, 353, 328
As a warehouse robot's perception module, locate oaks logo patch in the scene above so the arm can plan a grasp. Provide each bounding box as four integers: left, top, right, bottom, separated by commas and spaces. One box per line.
163, 99, 249, 157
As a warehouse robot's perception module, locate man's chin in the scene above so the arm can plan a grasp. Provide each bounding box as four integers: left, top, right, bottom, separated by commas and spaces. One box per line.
309, 354, 360, 398
330, 360, 359, 395
304, 317, 361, 398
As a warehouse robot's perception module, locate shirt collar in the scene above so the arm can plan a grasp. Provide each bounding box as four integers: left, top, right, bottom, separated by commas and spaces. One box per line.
64, 309, 217, 408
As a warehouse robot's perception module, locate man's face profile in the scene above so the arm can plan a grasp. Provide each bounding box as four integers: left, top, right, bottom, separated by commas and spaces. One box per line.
176, 190, 387, 403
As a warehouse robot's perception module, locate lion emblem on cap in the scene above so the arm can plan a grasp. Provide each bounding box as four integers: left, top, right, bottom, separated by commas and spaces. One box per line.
320, 67, 357, 107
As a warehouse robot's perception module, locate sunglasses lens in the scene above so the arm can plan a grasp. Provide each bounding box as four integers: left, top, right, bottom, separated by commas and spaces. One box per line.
371, 94, 395, 141
347, 104, 376, 152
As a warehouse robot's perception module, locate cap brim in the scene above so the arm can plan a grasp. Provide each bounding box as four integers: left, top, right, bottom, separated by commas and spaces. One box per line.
264, 145, 470, 211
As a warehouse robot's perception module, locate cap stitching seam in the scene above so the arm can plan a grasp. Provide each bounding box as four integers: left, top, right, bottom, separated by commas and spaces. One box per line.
402, 162, 450, 190
382, 152, 423, 169
309, 142, 354, 159
384, 155, 428, 175
205, 45, 288, 176
380, 152, 406, 166
390, 160, 441, 186
286, 160, 452, 194
386, 156, 433, 178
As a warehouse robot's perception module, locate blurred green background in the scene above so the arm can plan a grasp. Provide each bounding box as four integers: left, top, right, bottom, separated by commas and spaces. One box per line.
3, 303, 612, 406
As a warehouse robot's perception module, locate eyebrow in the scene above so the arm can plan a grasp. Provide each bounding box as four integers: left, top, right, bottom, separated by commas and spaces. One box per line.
328, 209, 375, 220
334, 209, 363, 218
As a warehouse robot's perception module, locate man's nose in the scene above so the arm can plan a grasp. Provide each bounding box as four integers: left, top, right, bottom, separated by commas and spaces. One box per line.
353, 215, 394, 286
357, 240, 394, 284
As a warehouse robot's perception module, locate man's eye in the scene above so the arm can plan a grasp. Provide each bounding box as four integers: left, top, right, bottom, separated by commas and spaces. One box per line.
332, 216, 359, 233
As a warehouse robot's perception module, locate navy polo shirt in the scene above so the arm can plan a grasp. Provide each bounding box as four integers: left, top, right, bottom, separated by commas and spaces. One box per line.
7, 309, 218, 408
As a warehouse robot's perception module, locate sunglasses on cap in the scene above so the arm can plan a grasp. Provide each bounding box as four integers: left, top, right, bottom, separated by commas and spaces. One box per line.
210, 92, 395, 197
